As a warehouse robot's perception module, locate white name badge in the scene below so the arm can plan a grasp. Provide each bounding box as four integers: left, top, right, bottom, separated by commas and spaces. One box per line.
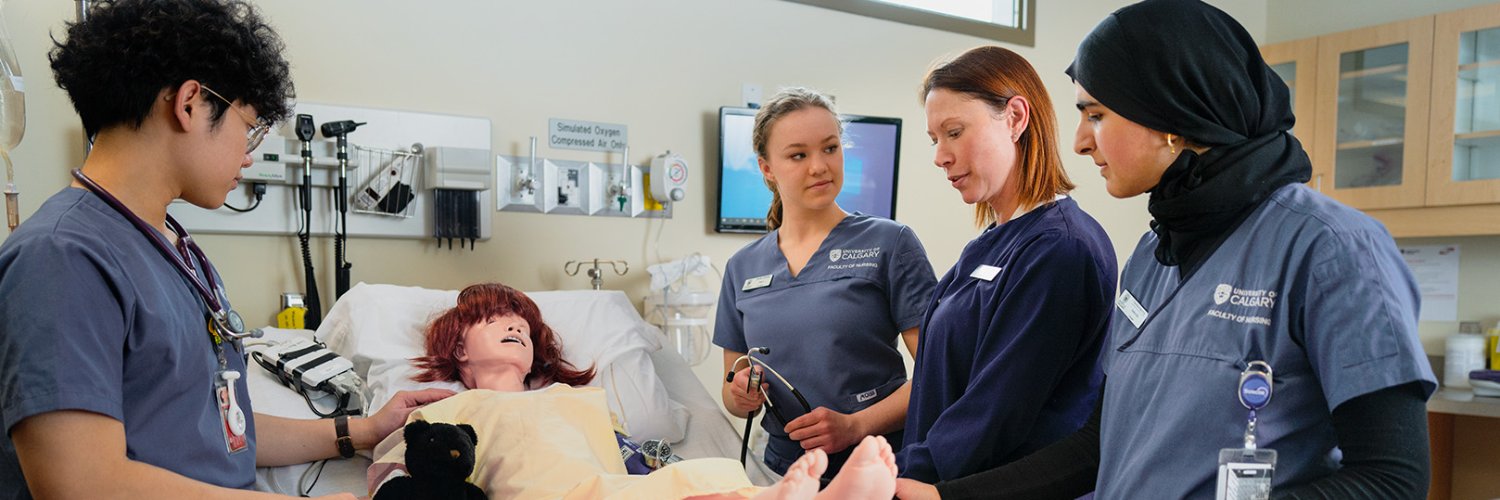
969, 265, 1002, 281
742, 274, 774, 291
1116, 289, 1148, 328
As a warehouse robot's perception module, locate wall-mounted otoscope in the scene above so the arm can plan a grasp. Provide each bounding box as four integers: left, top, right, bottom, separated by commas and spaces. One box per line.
319, 120, 365, 300
295, 114, 322, 329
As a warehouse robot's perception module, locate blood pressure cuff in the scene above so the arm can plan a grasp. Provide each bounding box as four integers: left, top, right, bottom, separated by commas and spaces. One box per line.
616, 433, 683, 474
616, 433, 652, 475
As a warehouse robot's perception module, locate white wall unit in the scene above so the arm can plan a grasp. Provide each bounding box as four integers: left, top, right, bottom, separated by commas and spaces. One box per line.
168, 102, 492, 240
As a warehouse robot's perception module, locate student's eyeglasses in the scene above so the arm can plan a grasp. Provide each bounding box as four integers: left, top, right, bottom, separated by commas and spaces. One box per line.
200, 85, 272, 154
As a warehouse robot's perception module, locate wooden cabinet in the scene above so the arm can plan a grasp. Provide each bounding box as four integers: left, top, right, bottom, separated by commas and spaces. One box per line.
1262, 38, 1320, 190
1262, 38, 1319, 145
1427, 3, 1500, 206
1267, 4, 1500, 237
1311, 16, 1433, 210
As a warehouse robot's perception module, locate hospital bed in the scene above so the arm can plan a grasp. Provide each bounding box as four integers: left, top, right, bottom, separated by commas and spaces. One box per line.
247, 283, 774, 496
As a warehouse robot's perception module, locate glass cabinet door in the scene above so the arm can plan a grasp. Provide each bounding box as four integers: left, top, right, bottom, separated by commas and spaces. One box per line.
1262, 39, 1319, 186
1262, 39, 1318, 143
1334, 44, 1408, 189
1313, 17, 1433, 209
1427, 4, 1500, 206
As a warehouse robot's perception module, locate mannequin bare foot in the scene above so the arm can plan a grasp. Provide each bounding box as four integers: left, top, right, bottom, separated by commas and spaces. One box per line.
816, 436, 896, 500
750, 449, 827, 500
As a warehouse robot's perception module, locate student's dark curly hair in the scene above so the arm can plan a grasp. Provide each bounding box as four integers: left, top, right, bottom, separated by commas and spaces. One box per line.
49, 0, 294, 137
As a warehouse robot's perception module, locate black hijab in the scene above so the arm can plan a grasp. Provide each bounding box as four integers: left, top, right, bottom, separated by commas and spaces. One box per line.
1066, 0, 1312, 272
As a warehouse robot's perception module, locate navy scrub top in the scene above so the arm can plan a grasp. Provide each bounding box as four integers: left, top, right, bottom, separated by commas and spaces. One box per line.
1096, 184, 1436, 499
899, 196, 1116, 482
0, 188, 257, 498
714, 213, 937, 477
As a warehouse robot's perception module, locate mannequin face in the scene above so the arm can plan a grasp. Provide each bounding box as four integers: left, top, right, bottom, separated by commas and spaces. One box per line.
457, 313, 535, 387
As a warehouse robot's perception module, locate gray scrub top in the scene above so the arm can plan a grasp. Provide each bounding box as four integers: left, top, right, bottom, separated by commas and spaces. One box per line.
714, 214, 936, 471
1096, 184, 1435, 499
0, 189, 257, 499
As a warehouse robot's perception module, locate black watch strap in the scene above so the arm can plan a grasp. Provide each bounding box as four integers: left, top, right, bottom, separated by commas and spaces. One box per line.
334, 415, 356, 458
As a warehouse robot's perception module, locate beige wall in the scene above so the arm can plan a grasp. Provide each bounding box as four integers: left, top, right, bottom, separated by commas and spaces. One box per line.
1266, 0, 1500, 353
1265, 0, 1500, 43
0, 0, 1265, 412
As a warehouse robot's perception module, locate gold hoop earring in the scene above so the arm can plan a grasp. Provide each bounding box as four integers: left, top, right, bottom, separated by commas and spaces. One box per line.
1166, 133, 1177, 155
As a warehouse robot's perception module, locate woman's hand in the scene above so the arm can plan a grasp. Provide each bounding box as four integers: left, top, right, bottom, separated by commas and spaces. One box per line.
895, 478, 941, 499
356, 388, 458, 448
785, 406, 865, 453
726, 366, 769, 415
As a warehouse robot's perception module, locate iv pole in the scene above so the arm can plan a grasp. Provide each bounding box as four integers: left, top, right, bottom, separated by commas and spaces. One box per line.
76, 1, 91, 158
1, 1, 43, 232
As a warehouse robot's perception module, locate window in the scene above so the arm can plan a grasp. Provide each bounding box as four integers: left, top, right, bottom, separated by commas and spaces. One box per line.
783, 0, 1033, 46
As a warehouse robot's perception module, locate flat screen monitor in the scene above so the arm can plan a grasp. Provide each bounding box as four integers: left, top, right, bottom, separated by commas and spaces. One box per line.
716, 106, 902, 233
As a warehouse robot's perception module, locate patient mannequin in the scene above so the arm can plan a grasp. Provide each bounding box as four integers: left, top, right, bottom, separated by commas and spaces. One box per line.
377, 283, 896, 500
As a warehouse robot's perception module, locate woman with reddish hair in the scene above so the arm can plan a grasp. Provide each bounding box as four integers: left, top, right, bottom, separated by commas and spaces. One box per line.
896, 45, 1117, 484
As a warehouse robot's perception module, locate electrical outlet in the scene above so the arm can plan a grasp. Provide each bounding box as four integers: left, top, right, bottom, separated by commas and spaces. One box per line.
281, 292, 305, 309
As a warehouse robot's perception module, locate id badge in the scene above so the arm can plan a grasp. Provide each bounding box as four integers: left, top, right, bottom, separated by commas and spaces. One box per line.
1216, 447, 1276, 500
214, 373, 250, 454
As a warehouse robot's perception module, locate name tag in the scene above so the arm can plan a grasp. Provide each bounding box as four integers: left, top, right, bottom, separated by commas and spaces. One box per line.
742, 274, 773, 291
969, 265, 1001, 281
1116, 289, 1148, 328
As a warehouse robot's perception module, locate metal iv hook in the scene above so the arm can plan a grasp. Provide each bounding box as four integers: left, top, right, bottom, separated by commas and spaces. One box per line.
564, 259, 629, 290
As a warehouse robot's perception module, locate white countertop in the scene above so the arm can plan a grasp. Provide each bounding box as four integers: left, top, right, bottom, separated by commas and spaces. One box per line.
1428, 388, 1500, 418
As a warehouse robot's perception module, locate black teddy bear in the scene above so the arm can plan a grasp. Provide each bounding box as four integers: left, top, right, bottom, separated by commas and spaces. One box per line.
372, 420, 487, 500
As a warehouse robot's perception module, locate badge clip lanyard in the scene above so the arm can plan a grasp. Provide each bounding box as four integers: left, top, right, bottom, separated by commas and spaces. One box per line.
72, 169, 257, 449
1217, 361, 1278, 500
1238, 361, 1273, 449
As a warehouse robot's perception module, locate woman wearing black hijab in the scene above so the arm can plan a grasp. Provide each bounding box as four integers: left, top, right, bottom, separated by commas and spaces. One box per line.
894, 0, 1436, 499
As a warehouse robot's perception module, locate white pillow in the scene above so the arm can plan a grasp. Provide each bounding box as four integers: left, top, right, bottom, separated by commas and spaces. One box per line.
315, 283, 686, 443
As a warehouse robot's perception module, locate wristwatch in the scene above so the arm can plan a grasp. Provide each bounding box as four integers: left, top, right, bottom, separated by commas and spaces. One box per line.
334, 415, 356, 458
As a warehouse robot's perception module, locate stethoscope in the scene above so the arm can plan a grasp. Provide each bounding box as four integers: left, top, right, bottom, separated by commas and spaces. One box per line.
71, 169, 264, 344
726, 347, 812, 465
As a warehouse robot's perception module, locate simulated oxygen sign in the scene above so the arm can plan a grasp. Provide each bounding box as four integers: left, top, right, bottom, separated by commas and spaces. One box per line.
549, 118, 628, 153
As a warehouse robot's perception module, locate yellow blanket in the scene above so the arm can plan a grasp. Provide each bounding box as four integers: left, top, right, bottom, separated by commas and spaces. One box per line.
369, 385, 756, 500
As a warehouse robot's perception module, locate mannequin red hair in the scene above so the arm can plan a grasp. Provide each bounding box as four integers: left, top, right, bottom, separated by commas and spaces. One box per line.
413, 283, 594, 388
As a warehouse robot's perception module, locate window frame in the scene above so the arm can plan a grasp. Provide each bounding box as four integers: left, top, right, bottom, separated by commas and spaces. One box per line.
782, 0, 1034, 46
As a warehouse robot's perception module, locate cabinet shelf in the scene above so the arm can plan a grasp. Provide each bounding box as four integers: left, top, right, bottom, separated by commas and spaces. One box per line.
1455, 129, 1500, 146
1340, 63, 1407, 80
1337, 137, 1404, 150
1457, 59, 1500, 80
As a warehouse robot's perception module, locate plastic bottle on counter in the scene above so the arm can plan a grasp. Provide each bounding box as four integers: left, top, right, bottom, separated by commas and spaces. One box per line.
1487, 322, 1500, 371
1444, 322, 1486, 389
